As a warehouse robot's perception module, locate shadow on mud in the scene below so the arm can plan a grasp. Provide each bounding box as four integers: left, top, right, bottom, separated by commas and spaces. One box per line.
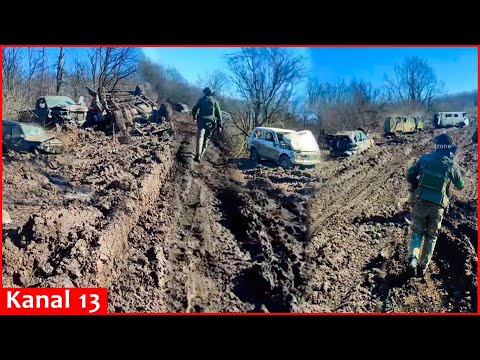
176, 140, 194, 168
2, 228, 24, 249
233, 265, 297, 313
230, 157, 278, 171
216, 187, 254, 251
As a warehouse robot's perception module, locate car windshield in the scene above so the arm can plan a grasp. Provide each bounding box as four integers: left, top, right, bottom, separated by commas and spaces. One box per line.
276, 132, 290, 141
22, 124, 46, 136
45, 96, 76, 107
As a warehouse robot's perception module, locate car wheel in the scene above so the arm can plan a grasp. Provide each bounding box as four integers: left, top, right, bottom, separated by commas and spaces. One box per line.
279, 155, 293, 169
250, 147, 260, 162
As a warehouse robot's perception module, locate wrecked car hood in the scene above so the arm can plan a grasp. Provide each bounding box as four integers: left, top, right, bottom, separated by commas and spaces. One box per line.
283, 130, 320, 152
24, 134, 61, 143
50, 104, 88, 112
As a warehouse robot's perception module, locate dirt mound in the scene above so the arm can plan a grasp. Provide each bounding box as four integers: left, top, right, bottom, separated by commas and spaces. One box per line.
2, 124, 176, 289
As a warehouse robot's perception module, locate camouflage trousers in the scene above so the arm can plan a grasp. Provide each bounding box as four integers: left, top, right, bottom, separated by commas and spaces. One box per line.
408, 200, 445, 269
196, 120, 216, 159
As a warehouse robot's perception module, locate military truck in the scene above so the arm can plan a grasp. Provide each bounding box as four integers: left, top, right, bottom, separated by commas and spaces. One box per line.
383, 115, 423, 136
433, 112, 469, 128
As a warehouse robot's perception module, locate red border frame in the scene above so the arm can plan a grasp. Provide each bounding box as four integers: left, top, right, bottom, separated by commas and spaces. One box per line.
0, 44, 478, 316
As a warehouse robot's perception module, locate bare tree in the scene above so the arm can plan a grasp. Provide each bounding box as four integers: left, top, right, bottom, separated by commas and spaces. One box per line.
56, 47, 65, 94
2, 48, 27, 118
196, 70, 229, 96
306, 78, 351, 128
87, 47, 140, 90
40, 47, 46, 94
2, 48, 25, 93
384, 56, 444, 111
306, 78, 385, 132
225, 48, 307, 132
68, 51, 89, 101
351, 80, 384, 132
2, 48, 45, 117
229, 101, 254, 137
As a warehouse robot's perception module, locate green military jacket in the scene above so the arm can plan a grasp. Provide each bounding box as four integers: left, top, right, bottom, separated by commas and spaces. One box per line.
407, 151, 464, 208
192, 95, 223, 128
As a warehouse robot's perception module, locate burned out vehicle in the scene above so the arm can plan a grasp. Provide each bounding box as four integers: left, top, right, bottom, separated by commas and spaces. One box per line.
317, 130, 335, 149
329, 129, 374, 157
84, 86, 160, 134
433, 112, 469, 128
34, 96, 88, 127
383, 115, 423, 136
248, 127, 321, 169
2, 119, 63, 154
175, 103, 190, 113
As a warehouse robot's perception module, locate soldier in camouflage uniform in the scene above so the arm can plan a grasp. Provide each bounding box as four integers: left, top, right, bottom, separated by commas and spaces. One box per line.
191, 87, 223, 162
406, 134, 464, 278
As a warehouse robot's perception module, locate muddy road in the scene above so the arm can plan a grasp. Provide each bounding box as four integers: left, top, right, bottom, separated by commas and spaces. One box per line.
2, 114, 477, 313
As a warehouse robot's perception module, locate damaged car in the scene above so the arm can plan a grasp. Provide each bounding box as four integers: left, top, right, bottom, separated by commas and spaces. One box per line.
248, 127, 321, 169
34, 96, 88, 127
329, 129, 374, 157
2, 119, 64, 154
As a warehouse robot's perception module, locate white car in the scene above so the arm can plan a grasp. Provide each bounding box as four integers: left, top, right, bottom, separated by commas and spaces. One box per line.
247, 127, 321, 169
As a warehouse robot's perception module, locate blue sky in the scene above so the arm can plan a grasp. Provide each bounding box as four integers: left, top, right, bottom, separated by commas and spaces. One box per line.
142, 46, 478, 94
27, 46, 478, 94
306, 47, 477, 93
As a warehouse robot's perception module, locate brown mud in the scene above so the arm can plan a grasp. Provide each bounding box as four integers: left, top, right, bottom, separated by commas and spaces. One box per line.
2, 115, 477, 313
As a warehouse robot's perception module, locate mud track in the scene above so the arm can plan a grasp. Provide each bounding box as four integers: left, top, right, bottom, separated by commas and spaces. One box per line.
2, 116, 477, 313
109, 119, 311, 312
303, 129, 477, 312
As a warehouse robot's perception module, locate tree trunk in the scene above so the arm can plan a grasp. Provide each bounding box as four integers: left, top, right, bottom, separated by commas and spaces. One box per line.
41, 47, 45, 95
56, 47, 65, 95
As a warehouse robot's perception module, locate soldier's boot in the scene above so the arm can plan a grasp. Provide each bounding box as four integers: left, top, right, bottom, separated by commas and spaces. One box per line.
407, 232, 423, 277
195, 139, 202, 163
418, 235, 437, 278
200, 138, 210, 160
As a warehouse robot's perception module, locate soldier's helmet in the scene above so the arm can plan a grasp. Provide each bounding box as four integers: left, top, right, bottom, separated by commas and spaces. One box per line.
203, 87, 213, 96
433, 134, 456, 154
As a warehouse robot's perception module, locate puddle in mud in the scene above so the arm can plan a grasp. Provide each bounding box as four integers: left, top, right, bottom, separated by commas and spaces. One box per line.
47, 174, 94, 200
47, 174, 70, 186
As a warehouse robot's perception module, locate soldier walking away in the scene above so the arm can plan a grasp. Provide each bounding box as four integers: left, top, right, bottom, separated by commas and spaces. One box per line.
406, 134, 464, 278
191, 87, 223, 162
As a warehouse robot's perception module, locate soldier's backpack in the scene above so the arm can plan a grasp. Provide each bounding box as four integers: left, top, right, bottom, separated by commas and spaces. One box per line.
417, 160, 451, 207
200, 96, 217, 121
